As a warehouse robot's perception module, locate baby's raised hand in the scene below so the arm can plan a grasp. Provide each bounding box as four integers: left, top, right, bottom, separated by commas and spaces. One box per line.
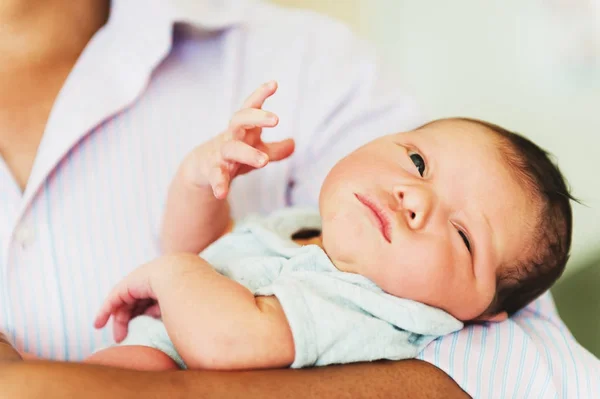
181, 81, 295, 199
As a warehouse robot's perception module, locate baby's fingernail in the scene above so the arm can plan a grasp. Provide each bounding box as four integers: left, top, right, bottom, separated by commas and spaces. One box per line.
266, 113, 278, 123
258, 154, 268, 165
264, 80, 275, 89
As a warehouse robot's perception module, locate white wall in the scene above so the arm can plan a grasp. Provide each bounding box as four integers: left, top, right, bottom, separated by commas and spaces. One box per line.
272, 0, 600, 275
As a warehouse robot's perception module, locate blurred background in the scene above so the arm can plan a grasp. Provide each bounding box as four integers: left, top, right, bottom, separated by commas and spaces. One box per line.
272, 0, 600, 355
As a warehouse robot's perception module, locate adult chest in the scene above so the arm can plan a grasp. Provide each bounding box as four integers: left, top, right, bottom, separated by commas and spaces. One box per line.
0, 61, 75, 191
0, 30, 300, 360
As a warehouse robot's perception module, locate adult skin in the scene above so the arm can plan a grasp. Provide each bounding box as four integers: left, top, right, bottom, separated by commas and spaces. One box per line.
0, 1, 469, 397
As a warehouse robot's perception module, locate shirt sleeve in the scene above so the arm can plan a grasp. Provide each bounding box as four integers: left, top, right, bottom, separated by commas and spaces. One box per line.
417, 292, 600, 398
255, 272, 462, 369
287, 17, 425, 207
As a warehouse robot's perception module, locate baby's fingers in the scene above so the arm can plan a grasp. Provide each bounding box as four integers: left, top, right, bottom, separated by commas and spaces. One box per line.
262, 138, 295, 162
208, 165, 231, 199
94, 302, 117, 329
93, 286, 137, 328
240, 80, 278, 109
143, 303, 161, 318
93, 311, 110, 330
229, 108, 278, 139
210, 140, 270, 198
112, 307, 133, 343
221, 140, 269, 168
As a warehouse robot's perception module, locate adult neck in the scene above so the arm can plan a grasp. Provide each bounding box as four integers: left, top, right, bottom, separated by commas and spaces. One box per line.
0, 0, 110, 70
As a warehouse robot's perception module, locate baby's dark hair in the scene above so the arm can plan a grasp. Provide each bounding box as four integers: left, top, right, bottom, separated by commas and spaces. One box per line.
457, 118, 576, 317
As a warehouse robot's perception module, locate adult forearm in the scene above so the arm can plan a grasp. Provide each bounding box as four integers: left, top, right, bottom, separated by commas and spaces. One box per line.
0, 362, 177, 399
0, 360, 470, 399
160, 164, 230, 254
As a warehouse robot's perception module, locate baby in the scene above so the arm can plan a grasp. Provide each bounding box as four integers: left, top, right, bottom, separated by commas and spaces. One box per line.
85, 81, 574, 371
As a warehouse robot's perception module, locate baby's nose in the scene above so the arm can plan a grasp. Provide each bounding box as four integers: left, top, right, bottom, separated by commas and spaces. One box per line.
392, 184, 433, 230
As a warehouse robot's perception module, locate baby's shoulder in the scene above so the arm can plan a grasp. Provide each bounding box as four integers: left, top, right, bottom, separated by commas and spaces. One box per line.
201, 207, 321, 260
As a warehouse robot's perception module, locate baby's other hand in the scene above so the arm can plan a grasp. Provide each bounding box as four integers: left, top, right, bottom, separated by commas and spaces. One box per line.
93, 260, 162, 343
180, 81, 295, 199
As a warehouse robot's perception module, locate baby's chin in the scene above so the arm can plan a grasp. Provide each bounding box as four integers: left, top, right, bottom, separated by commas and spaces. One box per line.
319, 236, 360, 274
321, 242, 356, 274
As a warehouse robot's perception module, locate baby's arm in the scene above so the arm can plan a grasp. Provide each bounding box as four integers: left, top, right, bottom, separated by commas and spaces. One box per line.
94, 254, 295, 370
160, 160, 232, 254
160, 81, 294, 254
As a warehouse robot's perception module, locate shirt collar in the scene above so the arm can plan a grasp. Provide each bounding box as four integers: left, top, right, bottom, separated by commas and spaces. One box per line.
102, 0, 252, 73
22, 0, 251, 207
110, 0, 251, 33
168, 0, 253, 30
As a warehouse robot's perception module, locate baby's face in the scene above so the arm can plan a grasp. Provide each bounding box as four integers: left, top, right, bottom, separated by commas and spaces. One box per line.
319, 120, 535, 321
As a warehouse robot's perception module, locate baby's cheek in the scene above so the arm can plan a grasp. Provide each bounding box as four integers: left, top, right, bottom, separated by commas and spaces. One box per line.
405, 247, 456, 304
372, 252, 436, 302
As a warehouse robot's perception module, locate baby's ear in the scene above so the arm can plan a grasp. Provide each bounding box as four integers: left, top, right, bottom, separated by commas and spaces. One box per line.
476, 311, 508, 323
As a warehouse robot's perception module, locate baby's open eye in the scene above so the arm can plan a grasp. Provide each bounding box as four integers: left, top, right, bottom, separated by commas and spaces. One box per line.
409, 153, 426, 177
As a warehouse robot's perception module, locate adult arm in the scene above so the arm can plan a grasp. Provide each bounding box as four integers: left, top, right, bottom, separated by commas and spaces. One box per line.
0, 359, 469, 399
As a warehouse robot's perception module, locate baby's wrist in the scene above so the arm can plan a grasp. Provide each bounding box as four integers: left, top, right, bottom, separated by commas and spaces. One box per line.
149, 253, 206, 292
178, 154, 211, 190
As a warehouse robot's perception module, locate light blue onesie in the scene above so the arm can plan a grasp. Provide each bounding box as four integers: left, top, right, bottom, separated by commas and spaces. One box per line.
120, 207, 463, 368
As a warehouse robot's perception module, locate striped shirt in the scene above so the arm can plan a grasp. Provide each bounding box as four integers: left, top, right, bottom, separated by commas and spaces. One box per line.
0, 1, 597, 397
